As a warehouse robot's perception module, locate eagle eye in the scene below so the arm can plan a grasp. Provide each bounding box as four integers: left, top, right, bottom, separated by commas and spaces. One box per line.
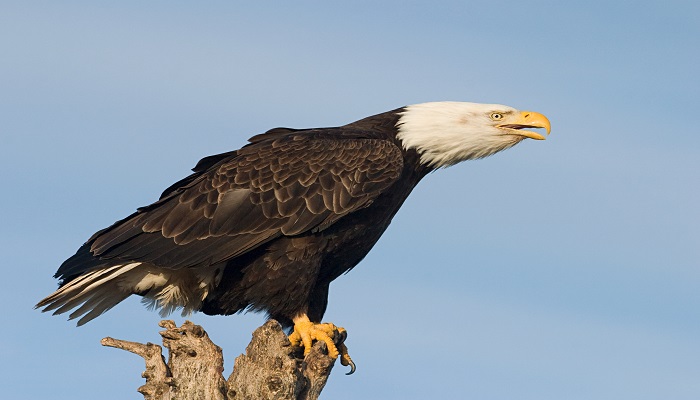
490, 112, 504, 121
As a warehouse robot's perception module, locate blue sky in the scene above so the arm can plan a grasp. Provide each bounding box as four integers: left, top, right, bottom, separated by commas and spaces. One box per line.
1, 1, 698, 399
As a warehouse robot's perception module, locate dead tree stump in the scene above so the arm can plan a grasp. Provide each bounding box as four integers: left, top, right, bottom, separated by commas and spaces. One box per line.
102, 319, 341, 400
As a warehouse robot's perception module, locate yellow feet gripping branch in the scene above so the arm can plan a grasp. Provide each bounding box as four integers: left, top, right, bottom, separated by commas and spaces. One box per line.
288, 314, 356, 374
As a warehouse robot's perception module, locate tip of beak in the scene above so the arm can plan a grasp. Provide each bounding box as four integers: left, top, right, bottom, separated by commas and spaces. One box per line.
524, 111, 551, 135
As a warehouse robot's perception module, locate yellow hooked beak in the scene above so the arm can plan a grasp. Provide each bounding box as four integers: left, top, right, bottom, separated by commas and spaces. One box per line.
497, 111, 551, 140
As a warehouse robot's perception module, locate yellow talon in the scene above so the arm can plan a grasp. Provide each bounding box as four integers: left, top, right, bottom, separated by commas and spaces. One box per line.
289, 314, 356, 374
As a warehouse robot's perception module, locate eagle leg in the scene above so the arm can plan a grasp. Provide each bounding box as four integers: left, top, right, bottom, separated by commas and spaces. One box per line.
289, 314, 356, 375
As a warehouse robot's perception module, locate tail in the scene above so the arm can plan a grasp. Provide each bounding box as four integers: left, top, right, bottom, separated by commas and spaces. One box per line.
37, 261, 224, 325
35, 263, 143, 325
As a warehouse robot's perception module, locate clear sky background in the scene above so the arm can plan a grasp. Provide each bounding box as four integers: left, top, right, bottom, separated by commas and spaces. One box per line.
1, 1, 698, 399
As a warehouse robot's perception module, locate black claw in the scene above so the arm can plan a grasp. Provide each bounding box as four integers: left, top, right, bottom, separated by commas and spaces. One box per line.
338, 329, 347, 342
345, 359, 356, 375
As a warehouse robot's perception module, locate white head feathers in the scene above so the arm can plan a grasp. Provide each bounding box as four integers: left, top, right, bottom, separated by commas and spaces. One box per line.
396, 101, 527, 168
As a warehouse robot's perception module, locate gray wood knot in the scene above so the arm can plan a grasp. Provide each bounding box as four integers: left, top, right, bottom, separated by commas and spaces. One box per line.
266, 375, 284, 393
189, 325, 205, 338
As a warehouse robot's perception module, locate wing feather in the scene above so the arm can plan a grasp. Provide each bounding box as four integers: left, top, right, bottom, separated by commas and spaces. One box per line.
61, 133, 404, 277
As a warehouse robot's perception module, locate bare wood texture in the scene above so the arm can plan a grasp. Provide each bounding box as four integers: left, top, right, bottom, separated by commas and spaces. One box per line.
100, 336, 172, 399
102, 320, 341, 400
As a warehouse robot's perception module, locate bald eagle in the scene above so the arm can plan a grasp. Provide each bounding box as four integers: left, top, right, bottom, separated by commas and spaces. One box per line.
37, 101, 550, 373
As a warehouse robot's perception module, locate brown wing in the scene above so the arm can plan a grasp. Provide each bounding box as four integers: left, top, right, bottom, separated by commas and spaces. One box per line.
79, 133, 404, 270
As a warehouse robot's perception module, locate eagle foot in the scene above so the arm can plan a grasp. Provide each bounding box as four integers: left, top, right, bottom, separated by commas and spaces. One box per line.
289, 315, 356, 375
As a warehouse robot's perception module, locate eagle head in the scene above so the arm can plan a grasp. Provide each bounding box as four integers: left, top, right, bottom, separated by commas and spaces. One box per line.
396, 101, 551, 168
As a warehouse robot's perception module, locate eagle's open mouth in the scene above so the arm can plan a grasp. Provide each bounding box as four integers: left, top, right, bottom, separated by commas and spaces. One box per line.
499, 124, 540, 130
497, 124, 548, 140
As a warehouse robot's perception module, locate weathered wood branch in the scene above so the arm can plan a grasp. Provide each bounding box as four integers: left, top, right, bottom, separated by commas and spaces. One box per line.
102, 320, 341, 400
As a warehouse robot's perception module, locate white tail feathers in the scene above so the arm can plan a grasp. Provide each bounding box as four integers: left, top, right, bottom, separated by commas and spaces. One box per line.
36, 262, 223, 325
